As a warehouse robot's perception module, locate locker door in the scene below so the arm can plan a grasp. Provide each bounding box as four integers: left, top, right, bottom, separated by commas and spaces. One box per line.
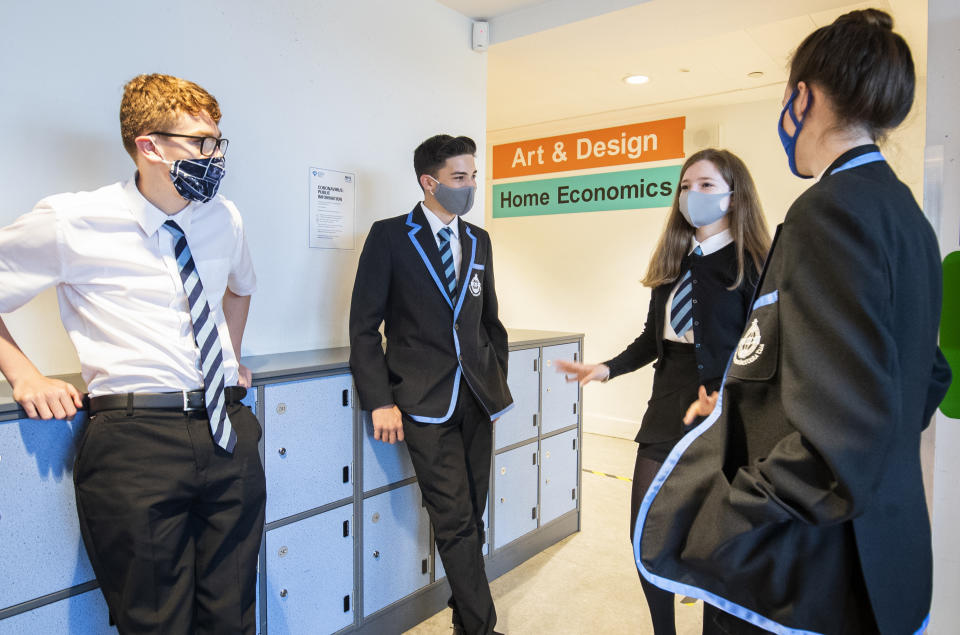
265, 505, 354, 634
263, 375, 353, 522
492, 441, 539, 549
540, 343, 580, 434
362, 483, 431, 616
0, 413, 96, 611
361, 410, 416, 493
494, 348, 540, 450
540, 429, 580, 525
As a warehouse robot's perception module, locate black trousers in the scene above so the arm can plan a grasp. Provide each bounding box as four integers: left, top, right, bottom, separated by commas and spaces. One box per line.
402, 381, 496, 635
74, 400, 266, 634
630, 341, 768, 635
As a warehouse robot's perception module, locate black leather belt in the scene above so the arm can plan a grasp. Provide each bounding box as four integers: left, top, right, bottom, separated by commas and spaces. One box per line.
88, 387, 247, 415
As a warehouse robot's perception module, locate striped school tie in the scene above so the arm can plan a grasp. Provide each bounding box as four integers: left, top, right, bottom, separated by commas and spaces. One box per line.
437, 227, 457, 302
162, 220, 237, 453
670, 246, 703, 339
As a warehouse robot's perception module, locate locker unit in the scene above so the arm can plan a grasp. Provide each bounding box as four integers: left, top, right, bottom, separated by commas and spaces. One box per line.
0, 331, 581, 634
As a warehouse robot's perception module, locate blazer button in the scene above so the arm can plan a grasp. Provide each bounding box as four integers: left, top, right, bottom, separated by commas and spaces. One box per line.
692, 279, 698, 284
693, 320, 700, 326
455, 324, 460, 331
691, 298, 698, 304
695, 343, 701, 349
697, 364, 704, 370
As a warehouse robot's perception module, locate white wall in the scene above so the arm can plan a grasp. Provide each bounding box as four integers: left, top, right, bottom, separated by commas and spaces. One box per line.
926, 0, 960, 630
0, 0, 486, 375
487, 86, 927, 440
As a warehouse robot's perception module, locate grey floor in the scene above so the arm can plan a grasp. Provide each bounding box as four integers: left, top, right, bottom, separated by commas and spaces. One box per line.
404, 433, 705, 635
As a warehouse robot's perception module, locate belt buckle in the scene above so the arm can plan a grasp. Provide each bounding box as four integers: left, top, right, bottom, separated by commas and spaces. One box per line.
182, 390, 203, 412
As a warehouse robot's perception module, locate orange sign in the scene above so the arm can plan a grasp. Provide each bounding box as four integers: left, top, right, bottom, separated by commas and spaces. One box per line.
492, 117, 685, 180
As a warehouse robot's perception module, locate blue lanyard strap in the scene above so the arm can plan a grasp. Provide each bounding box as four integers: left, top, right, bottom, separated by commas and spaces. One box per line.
830, 150, 885, 175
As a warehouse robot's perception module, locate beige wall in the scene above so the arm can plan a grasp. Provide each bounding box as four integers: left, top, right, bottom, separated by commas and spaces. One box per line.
487, 84, 927, 439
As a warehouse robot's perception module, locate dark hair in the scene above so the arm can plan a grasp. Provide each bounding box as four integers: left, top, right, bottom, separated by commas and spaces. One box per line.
788, 9, 914, 140
414, 135, 477, 186
643, 149, 770, 291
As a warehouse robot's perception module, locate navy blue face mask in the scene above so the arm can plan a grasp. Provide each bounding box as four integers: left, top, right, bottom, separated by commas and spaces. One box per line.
778, 87, 814, 179
167, 156, 226, 203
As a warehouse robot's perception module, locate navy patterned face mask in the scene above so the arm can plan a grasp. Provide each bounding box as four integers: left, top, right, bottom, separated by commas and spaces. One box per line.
168, 156, 226, 203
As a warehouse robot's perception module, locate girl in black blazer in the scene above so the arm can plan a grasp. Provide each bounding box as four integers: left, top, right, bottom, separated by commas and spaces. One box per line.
557, 148, 770, 634
643, 10, 952, 634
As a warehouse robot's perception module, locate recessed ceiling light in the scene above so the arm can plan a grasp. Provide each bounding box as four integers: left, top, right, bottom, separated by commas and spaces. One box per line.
747, 71, 765, 78
679, 68, 691, 73
623, 74, 650, 85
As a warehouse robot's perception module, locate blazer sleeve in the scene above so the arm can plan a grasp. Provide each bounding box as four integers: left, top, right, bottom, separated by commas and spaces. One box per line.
924, 348, 952, 428
348, 221, 394, 411
481, 235, 509, 376
603, 290, 659, 380
708, 193, 906, 529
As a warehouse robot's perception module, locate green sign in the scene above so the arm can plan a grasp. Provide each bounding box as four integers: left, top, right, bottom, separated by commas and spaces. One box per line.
492, 165, 681, 218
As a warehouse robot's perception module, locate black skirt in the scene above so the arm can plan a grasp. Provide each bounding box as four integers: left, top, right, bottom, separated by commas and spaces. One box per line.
635, 340, 703, 462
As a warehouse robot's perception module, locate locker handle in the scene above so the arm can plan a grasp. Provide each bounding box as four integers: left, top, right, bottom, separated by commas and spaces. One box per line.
573, 402, 577, 415
533, 358, 538, 372
342, 389, 349, 407
531, 506, 537, 520
422, 558, 429, 574
343, 520, 350, 537
574, 352, 578, 362
343, 595, 350, 613
342, 465, 350, 483
572, 438, 577, 450
572, 488, 577, 500
532, 452, 537, 465
533, 413, 538, 427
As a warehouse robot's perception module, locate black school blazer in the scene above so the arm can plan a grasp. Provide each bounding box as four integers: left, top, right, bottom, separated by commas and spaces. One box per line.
635, 145, 952, 634
349, 204, 513, 423
604, 242, 757, 390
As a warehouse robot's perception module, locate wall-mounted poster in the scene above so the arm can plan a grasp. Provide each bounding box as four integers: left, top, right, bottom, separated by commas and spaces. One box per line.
309, 167, 355, 249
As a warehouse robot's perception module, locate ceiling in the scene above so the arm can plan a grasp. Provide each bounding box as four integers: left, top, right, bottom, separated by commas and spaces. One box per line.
441, 0, 927, 131
437, 0, 546, 19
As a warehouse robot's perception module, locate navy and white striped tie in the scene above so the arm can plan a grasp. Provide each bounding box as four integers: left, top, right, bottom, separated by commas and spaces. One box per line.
163, 220, 237, 453
437, 227, 457, 302
670, 246, 703, 339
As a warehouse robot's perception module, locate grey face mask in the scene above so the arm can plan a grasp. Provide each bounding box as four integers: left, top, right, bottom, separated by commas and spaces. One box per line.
427, 175, 475, 216
678, 190, 732, 228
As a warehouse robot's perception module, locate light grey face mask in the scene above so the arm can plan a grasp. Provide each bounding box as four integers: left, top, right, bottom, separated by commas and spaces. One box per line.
427, 175, 476, 216
678, 190, 732, 228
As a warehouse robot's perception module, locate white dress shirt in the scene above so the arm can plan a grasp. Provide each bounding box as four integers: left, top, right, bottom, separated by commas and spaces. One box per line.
421, 201, 461, 281
0, 177, 256, 396
663, 229, 734, 343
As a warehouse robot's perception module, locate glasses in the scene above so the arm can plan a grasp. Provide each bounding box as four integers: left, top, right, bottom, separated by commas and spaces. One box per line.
149, 131, 229, 157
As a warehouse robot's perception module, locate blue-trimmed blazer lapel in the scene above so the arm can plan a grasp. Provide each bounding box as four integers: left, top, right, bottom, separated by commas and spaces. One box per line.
405, 205, 454, 310
453, 223, 478, 321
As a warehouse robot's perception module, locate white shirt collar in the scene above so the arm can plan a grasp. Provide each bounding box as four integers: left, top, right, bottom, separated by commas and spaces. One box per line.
124, 175, 194, 237
420, 201, 459, 240
691, 228, 733, 256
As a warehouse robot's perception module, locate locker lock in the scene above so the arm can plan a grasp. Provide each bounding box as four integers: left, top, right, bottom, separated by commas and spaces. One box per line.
276, 403, 287, 415
278, 447, 287, 457
373, 550, 380, 559
280, 589, 288, 598
545, 451, 551, 459
372, 512, 380, 523
278, 546, 288, 557
500, 467, 506, 475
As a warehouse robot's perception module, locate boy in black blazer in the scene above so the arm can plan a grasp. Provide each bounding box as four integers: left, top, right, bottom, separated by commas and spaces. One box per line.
349, 135, 512, 635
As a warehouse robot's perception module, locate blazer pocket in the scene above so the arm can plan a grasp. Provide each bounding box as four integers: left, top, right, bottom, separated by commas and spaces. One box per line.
727, 291, 779, 381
